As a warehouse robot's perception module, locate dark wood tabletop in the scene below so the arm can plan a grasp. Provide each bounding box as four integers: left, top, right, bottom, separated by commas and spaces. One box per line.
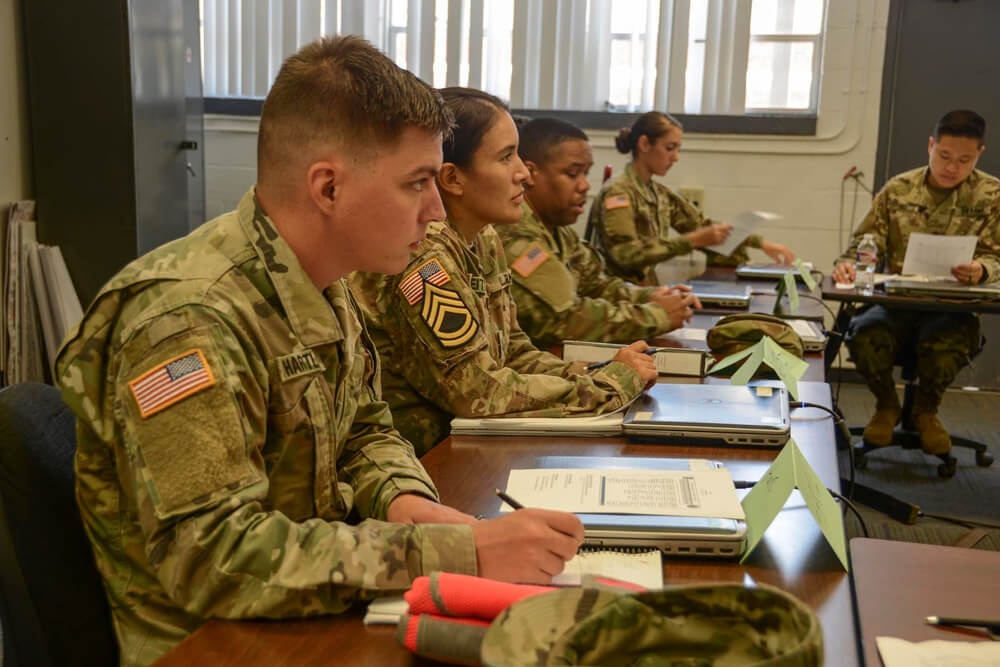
821, 275, 1000, 314
850, 538, 1000, 667
157, 381, 858, 667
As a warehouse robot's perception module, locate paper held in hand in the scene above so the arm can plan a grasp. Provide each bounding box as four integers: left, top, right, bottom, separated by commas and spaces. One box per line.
714, 211, 782, 257
901, 232, 976, 277
500, 467, 745, 520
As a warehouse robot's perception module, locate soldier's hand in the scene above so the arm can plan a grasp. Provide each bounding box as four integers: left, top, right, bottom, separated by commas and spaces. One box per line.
951, 261, 984, 285
612, 340, 658, 387
833, 261, 856, 284
761, 241, 795, 265
687, 223, 732, 248
387, 493, 478, 526
649, 289, 698, 329
471, 509, 584, 584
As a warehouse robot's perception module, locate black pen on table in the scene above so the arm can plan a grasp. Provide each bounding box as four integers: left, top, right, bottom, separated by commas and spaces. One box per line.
495, 488, 524, 510
586, 346, 663, 371
925, 616, 1000, 633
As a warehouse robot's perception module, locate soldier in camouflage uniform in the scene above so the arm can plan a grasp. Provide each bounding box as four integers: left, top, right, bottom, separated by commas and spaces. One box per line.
495, 117, 701, 349
589, 111, 795, 285
834, 110, 999, 455
55, 38, 583, 666
351, 89, 657, 455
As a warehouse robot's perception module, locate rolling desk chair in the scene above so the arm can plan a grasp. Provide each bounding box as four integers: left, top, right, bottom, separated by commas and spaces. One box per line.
851, 339, 994, 478
0, 383, 117, 666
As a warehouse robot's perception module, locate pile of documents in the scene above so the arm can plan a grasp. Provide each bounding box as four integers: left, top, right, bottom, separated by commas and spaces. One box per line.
2, 201, 83, 385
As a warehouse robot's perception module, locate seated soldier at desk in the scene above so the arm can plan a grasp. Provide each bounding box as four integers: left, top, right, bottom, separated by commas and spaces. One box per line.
55, 38, 584, 666
833, 109, 1000, 454
350, 89, 657, 455
495, 117, 700, 349
588, 111, 794, 286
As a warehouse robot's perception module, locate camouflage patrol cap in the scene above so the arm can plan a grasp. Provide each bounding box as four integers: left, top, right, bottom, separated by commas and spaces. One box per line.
707, 313, 805, 359
481, 583, 822, 666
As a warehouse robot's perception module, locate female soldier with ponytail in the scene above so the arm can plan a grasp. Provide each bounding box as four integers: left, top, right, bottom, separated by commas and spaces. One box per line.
589, 111, 794, 285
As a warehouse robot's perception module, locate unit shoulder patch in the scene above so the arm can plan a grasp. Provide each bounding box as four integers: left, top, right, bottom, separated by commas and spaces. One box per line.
511, 244, 551, 277
128, 349, 216, 418
399, 258, 451, 305
420, 282, 480, 348
605, 193, 631, 210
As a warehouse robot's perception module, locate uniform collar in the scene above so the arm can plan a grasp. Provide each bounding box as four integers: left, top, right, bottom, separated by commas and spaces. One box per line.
237, 189, 343, 346
915, 166, 979, 209
624, 162, 657, 206
519, 202, 560, 250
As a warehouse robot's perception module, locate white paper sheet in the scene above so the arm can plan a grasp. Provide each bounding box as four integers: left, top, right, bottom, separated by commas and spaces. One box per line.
501, 468, 745, 519
714, 211, 782, 257
901, 233, 977, 277
876, 636, 1000, 667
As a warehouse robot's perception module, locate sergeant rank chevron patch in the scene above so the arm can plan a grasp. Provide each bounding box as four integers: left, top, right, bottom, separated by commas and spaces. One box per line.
420, 282, 479, 348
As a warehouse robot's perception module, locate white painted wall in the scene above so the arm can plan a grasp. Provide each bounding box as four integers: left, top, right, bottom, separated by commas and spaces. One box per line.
1, 0, 31, 205
202, 0, 889, 274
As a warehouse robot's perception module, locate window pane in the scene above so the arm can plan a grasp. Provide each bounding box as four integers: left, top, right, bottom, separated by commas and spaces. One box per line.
684, 0, 708, 113
608, 38, 633, 107
390, 0, 407, 27
394, 32, 407, 70
610, 0, 648, 34
482, 0, 513, 99
745, 40, 814, 109
750, 0, 823, 35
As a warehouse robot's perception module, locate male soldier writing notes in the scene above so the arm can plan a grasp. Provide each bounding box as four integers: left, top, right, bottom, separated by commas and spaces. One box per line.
56, 37, 583, 666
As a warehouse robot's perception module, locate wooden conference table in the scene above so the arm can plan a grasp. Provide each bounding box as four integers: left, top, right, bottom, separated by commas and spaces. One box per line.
851, 538, 1000, 667
157, 381, 857, 667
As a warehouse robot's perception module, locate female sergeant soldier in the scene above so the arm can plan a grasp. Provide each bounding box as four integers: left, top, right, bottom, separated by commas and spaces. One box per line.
350, 88, 656, 454
589, 111, 794, 285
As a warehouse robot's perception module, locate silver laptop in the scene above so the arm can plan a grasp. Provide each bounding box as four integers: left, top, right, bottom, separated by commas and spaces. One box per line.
884, 279, 1000, 300
787, 318, 826, 352
534, 456, 746, 558
687, 280, 752, 308
735, 262, 813, 282
622, 383, 790, 447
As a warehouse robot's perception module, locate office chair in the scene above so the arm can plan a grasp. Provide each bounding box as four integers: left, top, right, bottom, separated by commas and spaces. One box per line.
582, 164, 615, 244
0, 383, 118, 666
851, 341, 994, 478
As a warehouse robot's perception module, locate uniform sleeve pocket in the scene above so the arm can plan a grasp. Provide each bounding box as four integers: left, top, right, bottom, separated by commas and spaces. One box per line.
118, 323, 262, 521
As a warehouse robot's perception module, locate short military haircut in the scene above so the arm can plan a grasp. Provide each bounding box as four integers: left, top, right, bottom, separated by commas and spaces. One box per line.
934, 109, 986, 146
616, 111, 683, 157
439, 87, 509, 168
258, 35, 452, 176
517, 118, 589, 165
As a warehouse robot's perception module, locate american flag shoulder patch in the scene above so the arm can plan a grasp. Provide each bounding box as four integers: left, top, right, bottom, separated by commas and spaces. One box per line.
128, 349, 216, 419
605, 193, 630, 210
399, 258, 451, 305
510, 244, 551, 277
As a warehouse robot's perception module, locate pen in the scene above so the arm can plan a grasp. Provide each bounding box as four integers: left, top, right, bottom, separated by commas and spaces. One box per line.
586, 347, 663, 371
925, 616, 1000, 633
495, 488, 524, 510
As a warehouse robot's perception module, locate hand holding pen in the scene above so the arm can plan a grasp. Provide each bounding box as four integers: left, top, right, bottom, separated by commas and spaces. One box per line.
587, 343, 660, 389
462, 490, 582, 584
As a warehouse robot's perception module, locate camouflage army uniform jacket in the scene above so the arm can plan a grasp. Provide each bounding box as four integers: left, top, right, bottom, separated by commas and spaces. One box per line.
495, 202, 674, 348
837, 167, 1000, 282
350, 220, 644, 454
55, 190, 476, 667
589, 163, 762, 284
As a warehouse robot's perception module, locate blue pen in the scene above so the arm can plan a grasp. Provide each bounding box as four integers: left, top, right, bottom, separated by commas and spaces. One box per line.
586, 347, 662, 371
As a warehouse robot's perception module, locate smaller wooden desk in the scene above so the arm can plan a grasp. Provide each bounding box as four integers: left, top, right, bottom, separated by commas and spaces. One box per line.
850, 538, 1000, 666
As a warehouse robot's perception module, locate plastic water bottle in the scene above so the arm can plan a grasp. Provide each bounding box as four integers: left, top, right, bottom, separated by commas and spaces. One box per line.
855, 233, 877, 295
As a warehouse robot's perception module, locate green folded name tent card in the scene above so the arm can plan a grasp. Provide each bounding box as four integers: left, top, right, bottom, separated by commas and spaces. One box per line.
739, 438, 848, 570
708, 336, 808, 399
